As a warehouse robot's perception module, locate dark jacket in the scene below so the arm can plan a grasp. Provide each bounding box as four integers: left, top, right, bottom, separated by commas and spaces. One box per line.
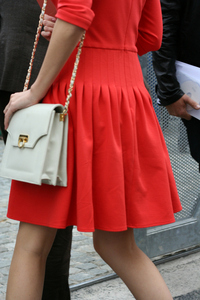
152, 0, 200, 106
152, 0, 200, 165
0, 0, 48, 92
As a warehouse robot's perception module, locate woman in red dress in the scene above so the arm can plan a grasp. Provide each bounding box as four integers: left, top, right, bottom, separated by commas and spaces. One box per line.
5, 0, 182, 299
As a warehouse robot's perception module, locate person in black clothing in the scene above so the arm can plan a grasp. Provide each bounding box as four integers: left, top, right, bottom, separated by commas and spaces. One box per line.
0, 1, 72, 299
152, 0, 200, 165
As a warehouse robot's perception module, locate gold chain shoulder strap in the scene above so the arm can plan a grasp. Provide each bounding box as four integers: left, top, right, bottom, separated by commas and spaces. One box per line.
62, 32, 85, 115
23, 0, 47, 91
23, 0, 86, 118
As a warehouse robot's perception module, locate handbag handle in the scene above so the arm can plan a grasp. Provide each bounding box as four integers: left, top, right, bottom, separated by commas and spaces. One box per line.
24, 0, 85, 118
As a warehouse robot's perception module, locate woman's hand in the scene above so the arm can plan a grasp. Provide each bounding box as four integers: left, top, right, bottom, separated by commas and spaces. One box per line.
41, 14, 56, 41
4, 89, 40, 130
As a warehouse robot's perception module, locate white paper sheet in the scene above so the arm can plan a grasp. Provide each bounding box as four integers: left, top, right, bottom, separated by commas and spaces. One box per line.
176, 60, 200, 120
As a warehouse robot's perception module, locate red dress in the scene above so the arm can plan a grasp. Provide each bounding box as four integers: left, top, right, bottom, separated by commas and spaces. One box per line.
7, 0, 182, 232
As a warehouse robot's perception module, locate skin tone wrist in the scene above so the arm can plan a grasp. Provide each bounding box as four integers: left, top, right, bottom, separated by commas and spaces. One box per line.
4, 19, 84, 129
30, 19, 84, 100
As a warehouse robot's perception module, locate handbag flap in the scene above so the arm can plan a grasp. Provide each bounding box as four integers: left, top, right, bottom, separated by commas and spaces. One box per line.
7, 103, 64, 148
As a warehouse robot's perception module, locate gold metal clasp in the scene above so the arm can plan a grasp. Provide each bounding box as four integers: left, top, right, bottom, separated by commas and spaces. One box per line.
18, 134, 29, 148
60, 113, 65, 122
60, 108, 68, 122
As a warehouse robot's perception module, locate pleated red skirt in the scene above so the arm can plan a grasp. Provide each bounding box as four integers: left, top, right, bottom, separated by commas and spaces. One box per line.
7, 48, 182, 231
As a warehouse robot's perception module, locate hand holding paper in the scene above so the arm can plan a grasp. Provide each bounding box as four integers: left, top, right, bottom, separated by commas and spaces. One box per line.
176, 61, 200, 120
166, 93, 200, 120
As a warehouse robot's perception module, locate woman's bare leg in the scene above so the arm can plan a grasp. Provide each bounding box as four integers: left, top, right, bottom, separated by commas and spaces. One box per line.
6, 222, 57, 300
93, 228, 172, 300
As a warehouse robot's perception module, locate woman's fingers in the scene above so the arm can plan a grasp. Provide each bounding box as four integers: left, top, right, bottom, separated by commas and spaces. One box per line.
4, 93, 21, 129
4, 102, 15, 130
42, 14, 56, 41
4, 90, 39, 130
41, 30, 51, 41
43, 14, 56, 22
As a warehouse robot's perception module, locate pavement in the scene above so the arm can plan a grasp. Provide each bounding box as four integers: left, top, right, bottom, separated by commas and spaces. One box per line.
1, 138, 200, 300
71, 251, 200, 299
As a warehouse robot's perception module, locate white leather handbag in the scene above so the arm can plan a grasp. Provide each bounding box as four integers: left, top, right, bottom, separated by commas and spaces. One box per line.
0, 104, 68, 186
0, 0, 85, 186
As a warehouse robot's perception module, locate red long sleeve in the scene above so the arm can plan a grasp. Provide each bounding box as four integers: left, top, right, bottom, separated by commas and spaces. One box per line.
54, 0, 95, 30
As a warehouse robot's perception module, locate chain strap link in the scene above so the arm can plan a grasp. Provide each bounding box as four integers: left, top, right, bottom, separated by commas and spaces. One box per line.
23, 0, 85, 118
62, 32, 85, 115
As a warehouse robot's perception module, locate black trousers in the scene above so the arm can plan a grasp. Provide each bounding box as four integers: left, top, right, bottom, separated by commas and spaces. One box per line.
0, 90, 73, 299
182, 117, 200, 170
42, 226, 73, 300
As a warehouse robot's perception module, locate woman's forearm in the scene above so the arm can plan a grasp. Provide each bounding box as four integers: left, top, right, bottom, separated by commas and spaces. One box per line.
4, 19, 84, 129
31, 18, 84, 100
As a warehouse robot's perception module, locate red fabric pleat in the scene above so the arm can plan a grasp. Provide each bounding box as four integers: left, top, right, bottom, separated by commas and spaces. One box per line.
7, 49, 182, 231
